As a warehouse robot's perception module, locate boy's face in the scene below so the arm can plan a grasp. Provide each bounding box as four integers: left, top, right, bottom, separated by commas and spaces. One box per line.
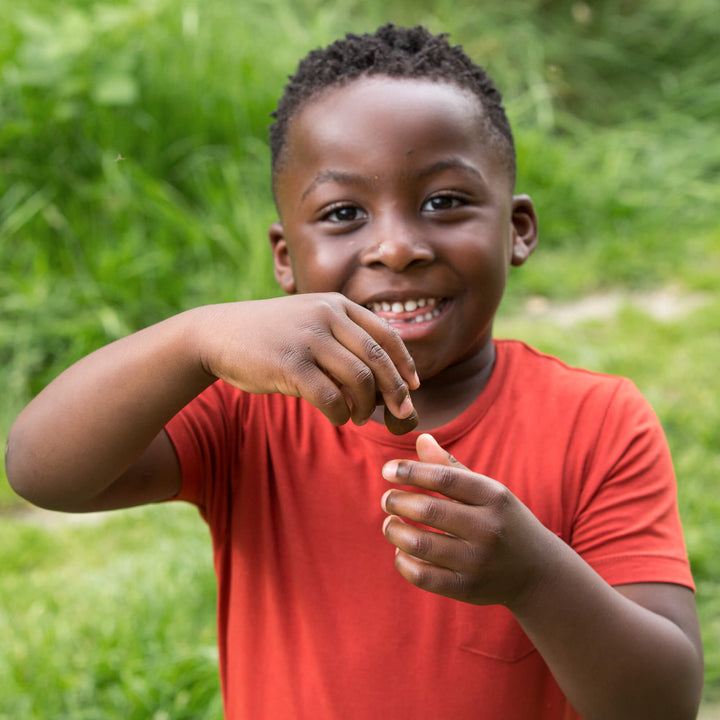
269, 76, 537, 381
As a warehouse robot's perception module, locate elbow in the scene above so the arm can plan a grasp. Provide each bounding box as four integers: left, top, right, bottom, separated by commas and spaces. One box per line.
4, 424, 60, 510
5, 428, 39, 505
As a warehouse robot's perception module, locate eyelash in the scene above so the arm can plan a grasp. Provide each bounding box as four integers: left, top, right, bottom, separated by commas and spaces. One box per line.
423, 190, 472, 211
319, 193, 468, 223
320, 204, 366, 223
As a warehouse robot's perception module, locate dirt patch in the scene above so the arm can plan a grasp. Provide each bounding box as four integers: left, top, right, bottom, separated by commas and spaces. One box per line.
7, 504, 115, 527
700, 701, 720, 719
522, 287, 709, 327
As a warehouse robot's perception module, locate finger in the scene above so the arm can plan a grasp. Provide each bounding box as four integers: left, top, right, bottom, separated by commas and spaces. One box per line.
315, 347, 380, 425
415, 433, 467, 468
329, 314, 413, 420
289, 358, 354, 425
393, 550, 467, 601
382, 488, 487, 539
383, 514, 473, 573
341, 304, 420, 416
346, 303, 420, 389
382, 458, 501, 507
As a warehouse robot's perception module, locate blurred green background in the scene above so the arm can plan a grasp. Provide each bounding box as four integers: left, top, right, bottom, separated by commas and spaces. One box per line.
1, 0, 719, 717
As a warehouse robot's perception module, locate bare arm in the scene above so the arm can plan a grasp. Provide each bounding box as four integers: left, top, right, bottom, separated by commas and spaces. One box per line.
6, 310, 212, 511
381, 434, 703, 720
6, 294, 418, 512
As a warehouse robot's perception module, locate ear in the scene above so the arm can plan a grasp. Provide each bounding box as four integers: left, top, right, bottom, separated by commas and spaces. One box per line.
509, 194, 539, 267
268, 222, 297, 294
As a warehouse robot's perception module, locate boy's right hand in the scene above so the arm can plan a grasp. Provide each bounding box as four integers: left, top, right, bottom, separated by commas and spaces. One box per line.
197, 293, 419, 426
6, 292, 417, 512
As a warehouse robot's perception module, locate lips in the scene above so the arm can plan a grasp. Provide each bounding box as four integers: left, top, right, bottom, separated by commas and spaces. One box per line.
366, 297, 446, 324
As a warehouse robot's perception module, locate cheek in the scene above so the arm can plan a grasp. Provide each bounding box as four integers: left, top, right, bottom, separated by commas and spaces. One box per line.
458, 235, 510, 289
291, 238, 358, 294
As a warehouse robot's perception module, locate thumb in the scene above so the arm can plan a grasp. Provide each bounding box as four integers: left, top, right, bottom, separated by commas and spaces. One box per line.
415, 433, 467, 469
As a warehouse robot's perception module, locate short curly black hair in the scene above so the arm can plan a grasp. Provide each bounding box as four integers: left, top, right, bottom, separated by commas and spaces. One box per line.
269, 24, 516, 186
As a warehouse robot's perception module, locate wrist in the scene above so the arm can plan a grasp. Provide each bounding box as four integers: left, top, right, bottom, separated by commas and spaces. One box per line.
505, 520, 563, 618
178, 304, 232, 382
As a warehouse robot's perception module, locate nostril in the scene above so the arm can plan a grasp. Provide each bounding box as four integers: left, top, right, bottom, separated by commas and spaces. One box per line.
361, 229, 434, 271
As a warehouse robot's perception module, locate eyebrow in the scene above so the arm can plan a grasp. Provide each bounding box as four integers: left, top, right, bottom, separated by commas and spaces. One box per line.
410, 158, 486, 185
300, 170, 373, 202
299, 157, 486, 204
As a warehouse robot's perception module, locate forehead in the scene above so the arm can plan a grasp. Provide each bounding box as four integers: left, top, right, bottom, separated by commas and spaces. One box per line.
275, 77, 511, 204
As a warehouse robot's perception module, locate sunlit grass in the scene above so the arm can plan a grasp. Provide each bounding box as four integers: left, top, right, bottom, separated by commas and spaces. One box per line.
0, 504, 220, 720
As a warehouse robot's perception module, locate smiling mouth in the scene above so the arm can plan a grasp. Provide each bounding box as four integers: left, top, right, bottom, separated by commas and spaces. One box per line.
366, 297, 447, 324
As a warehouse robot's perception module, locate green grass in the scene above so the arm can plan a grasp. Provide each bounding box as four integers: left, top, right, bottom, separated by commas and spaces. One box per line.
2, 0, 719, 713
0, 504, 221, 720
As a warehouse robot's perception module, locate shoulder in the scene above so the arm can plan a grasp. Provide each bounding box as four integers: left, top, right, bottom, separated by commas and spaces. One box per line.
492, 339, 661, 449
495, 338, 635, 400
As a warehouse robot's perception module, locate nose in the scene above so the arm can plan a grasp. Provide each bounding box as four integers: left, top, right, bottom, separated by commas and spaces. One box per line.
361, 217, 434, 272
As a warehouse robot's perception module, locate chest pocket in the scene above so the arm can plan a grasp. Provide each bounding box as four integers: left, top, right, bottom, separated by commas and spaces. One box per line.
455, 603, 537, 663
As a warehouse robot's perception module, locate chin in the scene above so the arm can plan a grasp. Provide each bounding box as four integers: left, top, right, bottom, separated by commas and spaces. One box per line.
409, 351, 452, 383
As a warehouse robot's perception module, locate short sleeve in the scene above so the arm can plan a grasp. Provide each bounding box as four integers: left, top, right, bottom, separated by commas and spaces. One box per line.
164, 381, 240, 515
570, 379, 694, 590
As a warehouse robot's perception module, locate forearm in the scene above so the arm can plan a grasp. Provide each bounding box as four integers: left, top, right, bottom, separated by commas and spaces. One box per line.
8, 294, 419, 511
6, 308, 214, 510
511, 529, 703, 720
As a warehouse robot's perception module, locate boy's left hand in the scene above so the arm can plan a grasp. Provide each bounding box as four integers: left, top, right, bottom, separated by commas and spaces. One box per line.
381, 433, 552, 609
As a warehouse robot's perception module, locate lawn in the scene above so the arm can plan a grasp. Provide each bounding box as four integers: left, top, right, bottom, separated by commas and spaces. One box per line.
1, 0, 719, 715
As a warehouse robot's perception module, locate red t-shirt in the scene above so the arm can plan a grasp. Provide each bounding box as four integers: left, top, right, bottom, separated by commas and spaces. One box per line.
166, 339, 693, 720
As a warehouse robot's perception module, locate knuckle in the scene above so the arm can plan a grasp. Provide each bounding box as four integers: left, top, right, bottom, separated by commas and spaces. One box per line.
363, 337, 386, 363
291, 357, 320, 387
405, 561, 433, 589
315, 384, 343, 409
384, 376, 407, 399
408, 531, 433, 559
465, 541, 488, 572
419, 496, 444, 525
452, 570, 469, 595
381, 316, 401, 341
434, 466, 457, 495
351, 363, 374, 389
305, 321, 331, 341
325, 292, 351, 317
278, 343, 309, 369
486, 517, 507, 545
492, 484, 513, 513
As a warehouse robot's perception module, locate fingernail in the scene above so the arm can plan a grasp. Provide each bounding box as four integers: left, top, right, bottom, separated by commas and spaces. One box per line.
382, 461, 399, 481
410, 371, 420, 389
382, 514, 392, 533
399, 395, 414, 418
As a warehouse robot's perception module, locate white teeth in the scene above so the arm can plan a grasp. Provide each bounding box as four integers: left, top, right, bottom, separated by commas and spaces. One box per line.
411, 309, 439, 323
368, 298, 444, 323
369, 298, 440, 314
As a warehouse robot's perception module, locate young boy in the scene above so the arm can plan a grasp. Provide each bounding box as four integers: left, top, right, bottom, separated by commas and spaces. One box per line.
6, 24, 703, 720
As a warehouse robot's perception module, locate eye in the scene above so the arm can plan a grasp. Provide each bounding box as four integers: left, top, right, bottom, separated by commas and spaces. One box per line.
421, 195, 465, 212
321, 204, 367, 223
